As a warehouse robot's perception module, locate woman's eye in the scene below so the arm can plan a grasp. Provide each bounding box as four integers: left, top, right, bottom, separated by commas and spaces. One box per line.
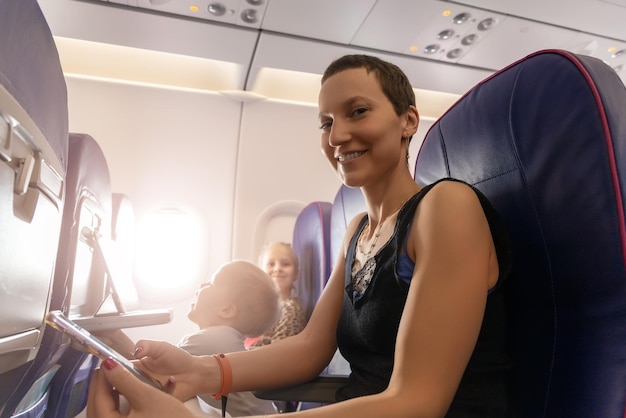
319, 120, 332, 130
350, 107, 367, 118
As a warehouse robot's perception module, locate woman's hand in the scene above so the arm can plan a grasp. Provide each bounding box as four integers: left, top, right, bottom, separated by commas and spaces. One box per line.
87, 357, 195, 418
93, 329, 135, 360
133, 339, 215, 402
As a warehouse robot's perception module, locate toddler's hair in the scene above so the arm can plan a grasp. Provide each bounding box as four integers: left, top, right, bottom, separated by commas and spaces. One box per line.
221, 260, 280, 337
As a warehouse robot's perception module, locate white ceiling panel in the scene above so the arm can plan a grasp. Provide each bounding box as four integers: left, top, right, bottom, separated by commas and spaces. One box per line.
458, 16, 582, 69
350, 0, 446, 52
261, 0, 377, 44
400, 6, 507, 63
41, 0, 626, 92
248, 32, 494, 96
452, 0, 626, 41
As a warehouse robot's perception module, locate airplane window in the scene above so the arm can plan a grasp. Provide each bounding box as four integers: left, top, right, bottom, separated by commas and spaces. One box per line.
134, 208, 205, 300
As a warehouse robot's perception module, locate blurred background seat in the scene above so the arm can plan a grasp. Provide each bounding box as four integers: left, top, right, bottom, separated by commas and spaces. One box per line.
292, 201, 333, 321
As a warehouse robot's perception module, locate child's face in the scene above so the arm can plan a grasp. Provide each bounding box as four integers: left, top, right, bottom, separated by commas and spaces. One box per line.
187, 269, 233, 326
262, 245, 297, 293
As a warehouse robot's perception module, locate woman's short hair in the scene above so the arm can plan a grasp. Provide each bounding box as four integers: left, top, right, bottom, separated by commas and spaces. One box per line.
321, 54, 416, 119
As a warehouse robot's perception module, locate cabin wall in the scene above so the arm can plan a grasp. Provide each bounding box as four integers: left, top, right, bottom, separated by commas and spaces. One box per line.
65, 76, 342, 343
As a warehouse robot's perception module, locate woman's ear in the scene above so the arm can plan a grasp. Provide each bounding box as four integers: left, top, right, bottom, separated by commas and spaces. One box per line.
405, 104, 420, 136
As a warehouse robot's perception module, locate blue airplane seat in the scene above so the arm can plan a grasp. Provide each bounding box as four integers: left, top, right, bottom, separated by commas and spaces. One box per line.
255, 193, 361, 408
292, 201, 333, 320
0, 0, 68, 416
43, 133, 113, 418
329, 186, 365, 270
414, 49, 626, 417
6, 133, 112, 417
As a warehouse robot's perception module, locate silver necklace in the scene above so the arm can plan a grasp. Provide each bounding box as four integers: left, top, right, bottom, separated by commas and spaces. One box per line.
358, 201, 405, 257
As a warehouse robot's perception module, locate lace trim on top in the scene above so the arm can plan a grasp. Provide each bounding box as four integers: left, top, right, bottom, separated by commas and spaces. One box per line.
348, 256, 376, 303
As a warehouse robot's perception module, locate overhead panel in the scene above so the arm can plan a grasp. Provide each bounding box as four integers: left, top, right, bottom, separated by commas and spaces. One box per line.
248, 33, 493, 98
401, 6, 507, 64
452, 0, 626, 42
351, 0, 455, 53
38, 0, 260, 90
133, 0, 270, 28
261, 0, 377, 44
41, 0, 626, 92
459, 16, 581, 69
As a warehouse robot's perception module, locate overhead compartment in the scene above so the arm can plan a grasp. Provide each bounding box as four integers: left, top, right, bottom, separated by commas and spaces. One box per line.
247, 32, 493, 99
38, 0, 259, 90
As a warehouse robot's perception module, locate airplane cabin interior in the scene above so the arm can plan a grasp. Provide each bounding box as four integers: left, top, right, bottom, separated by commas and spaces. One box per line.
1, 0, 626, 417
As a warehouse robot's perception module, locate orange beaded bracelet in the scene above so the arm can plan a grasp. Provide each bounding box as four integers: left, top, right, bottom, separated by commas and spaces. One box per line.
211, 353, 232, 400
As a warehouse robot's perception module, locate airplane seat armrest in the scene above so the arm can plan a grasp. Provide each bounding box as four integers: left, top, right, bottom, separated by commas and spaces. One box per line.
253, 375, 348, 404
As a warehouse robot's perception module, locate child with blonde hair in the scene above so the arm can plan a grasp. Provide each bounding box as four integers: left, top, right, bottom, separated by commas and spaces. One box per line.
251, 242, 306, 347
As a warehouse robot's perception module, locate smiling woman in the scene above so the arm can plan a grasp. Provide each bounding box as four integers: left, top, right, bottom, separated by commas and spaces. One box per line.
134, 208, 207, 301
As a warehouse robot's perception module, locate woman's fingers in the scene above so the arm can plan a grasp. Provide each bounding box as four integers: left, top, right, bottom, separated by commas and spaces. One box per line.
134, 340, 194, 375
100, 358, 155, 406
96, 357, 196, 418
86, 366, 122, 418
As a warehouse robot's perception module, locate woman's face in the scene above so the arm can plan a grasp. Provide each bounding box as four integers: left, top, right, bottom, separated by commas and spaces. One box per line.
318, 68, 409, 188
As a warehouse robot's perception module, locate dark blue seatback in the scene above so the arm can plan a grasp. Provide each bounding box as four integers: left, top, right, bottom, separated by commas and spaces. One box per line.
415, 49, 626, 418
4, 133, 112, 418
0, 0, 68, 416
292, 201, 333, 319
45, 133, 113, 418
329, 186, 365, 269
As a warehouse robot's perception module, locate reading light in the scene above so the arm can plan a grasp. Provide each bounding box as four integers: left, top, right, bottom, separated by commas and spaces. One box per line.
208, 3, 226, 16
447, 48, 463, 59
241, 8, 258, 24
189, 5, 199, 13
477, 17, 495, 31
424, 44, 440, 54
438, 29, 455, 40
453, 12, 471, 24
461, 34, 478, 46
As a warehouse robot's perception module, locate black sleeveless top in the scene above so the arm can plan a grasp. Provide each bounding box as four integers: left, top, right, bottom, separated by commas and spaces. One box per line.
335, 178, 513, 417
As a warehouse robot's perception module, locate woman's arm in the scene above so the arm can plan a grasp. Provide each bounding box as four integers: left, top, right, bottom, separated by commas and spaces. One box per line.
243, 181, 497, 418
135, 215, 365, 398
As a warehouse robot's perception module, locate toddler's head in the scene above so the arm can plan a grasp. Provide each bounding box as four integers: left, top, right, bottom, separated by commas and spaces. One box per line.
188, 260, 279, 336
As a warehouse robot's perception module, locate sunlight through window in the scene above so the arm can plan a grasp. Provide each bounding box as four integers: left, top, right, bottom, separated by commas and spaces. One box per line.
135, 208, 204, 299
